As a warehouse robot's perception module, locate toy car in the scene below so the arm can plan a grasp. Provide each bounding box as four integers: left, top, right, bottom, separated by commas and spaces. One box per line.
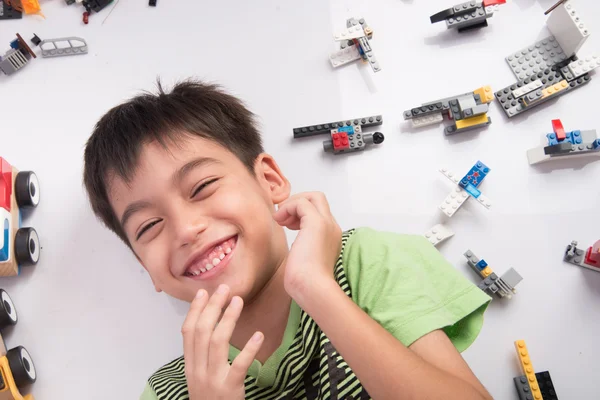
0, 157, 40, 276
0, 289, 36, 399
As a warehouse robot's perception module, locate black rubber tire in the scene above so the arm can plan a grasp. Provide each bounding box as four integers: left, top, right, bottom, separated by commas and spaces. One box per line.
14, 228, 40, 266
15, 171, 40, 208
7, 346, 36, 387
373, 132, 385, 144
0, 290, 17, 329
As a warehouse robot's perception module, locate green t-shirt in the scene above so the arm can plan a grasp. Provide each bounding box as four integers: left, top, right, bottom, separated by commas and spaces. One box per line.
140, 228, 491, 400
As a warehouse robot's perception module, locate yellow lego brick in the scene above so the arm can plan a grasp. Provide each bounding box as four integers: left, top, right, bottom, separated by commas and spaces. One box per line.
481, 266, 493, 278
541, 80, 569, 99
455, 114, 489, 130
514, 340, 544, 400
473, 86, 494, 104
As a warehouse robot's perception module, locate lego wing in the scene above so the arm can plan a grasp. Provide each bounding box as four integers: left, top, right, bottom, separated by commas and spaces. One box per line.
329, 46, 361, 68
333, 26, 365, 42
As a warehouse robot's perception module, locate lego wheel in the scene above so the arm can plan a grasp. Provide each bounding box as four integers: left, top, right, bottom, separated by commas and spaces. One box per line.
14, 228, 40, 266
15, 171, 40, 208
0, 290, 18, 329
7, 346, 36, 387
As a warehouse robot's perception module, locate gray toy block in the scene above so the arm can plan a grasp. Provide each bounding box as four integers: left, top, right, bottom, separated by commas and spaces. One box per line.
499, 268, 523, 289
462, 104, 489, 118
457, 95, 477, 113
0, 49, 28, 75
464, 250, 481, 272
560, 65, 576, 81
445, 116, 491, 135
514, 376, 534, 400
293, 115, 383, 138
446, 5, 487, 30
39, 37, 88, 58
564, 240, 600, 272
448, 99, 463, 121
404, 102, 446, 120
452, 0, 481, 15
506, 36, 568, 80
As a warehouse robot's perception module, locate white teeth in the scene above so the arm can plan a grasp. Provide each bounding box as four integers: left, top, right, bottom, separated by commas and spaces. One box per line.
225, 248, 231, 254
205, 263, 213, 271
212, 258, 221, 266
217, 246, 223, 251
219, 253, 225, 260
200, 267, 206, 273
192, 270, 200, 276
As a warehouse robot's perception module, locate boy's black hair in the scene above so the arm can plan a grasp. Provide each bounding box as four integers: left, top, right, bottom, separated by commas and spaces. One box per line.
83, 78, 264, 247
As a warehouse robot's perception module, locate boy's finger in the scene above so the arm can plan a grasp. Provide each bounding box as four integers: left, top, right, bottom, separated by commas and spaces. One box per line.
208, 296, 244, 370
275, 198, 320, 226
278, 192, 331, 217
194, 284, 231, 374
272, 211, 300, 230
182, 289, 209, 373
225, 331, 264, 386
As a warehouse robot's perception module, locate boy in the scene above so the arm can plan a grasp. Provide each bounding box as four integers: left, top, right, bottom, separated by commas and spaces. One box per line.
83, 79, 493, 400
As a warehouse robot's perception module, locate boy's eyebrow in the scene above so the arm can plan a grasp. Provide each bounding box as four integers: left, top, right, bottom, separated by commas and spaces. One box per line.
172, 156, 221, 187
120, 200, 152, 230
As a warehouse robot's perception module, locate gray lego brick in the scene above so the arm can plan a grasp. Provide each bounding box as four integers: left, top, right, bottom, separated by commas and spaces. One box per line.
445, 116, 491, 135
514, 376, 534, 400
403, 102, 446, 120
293, 115, 382, 138
448, 99, 462, 121
506, 36, 568, 80
564, 241, 600, 272
463, 104, 489, 118
446, 6, 487, 30
499, 267, 523, 289
464, 250, 482, 274
39, 37, 88, 58
457, 95, 477, 113
452, 0, 482, 15
560, 65, 576, 81
494, 71, 592, 118
0, 49, 28, 75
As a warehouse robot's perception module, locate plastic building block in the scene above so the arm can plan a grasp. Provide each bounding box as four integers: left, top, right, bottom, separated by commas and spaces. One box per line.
567, 54, 600, 78
512, 80, 543, 98
0, 33, 36, 76
329, 17, 380, 73
39, 37, 88, 58
430, 0, 505, 32
403, 86, 493, 135
527, 120, 599, 165
512, 341, 559, 400
292, 116, 384, 155
564, 240, 600, 272
149, 0, 156, 5
4, 0, 41, 15
0, 1, 22, 19
546, 0, 590, 57
464, 250, 522, 299
0, 289, 37, 400
423, 224, 455, 247
30, 34, 41, 46
438, 161, 492, 218
505, 36, 568, 80
0, 157, 40, 277
535, 371, 559, 400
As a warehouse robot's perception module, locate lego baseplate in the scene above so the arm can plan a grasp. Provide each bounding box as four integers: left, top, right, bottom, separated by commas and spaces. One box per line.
506, 36, 568, 80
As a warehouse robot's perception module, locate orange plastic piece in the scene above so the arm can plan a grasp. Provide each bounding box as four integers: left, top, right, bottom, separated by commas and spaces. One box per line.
473, 86, 494, 104
514, 340, 544, 400
4, 0, 43, 16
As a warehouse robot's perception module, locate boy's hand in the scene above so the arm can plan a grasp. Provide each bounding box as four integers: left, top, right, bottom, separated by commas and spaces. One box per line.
273, 192, 342, 300
182, 285, 264, 400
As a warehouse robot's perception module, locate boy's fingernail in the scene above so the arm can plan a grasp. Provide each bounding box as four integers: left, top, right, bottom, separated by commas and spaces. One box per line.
196, 290, 205, 299
252, 332, 263, 342
217, 284, 228, 294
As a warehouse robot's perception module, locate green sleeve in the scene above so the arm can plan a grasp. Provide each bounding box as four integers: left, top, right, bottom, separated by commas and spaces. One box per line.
342, 227, 491, 352
140, 383, 159, 400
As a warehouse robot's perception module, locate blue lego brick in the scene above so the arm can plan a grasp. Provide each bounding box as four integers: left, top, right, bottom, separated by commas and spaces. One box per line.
338, 126, 355, 135
546, 130, 583, 146
1, 219, 9, 262
464, 183, 481, 199
9, 39, 19, 50
459, 161, 490, 189
594, 139, 600, 149
476, 259, 488, 270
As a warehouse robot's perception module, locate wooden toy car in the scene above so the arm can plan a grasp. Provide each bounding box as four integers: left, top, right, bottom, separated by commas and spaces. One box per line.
0, 157, 40, 276
0, 289, 36, 399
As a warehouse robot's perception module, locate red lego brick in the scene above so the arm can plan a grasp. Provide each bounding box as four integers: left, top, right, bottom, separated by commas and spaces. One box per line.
332, 132, 350, 151
552, 119, 566, 141
0, 158, 12, 213
483, 0, 506, 6
585, 241, 600, 266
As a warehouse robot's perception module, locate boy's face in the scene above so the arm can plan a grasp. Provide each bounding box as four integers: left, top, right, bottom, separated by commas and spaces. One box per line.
108, 135, 290, 303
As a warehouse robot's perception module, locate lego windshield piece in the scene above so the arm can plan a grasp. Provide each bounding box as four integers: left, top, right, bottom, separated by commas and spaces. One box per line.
39, 37, 88, 58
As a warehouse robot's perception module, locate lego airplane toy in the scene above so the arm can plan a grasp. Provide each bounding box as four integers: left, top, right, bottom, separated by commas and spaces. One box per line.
438, 161, 492, 217
329, 17, 381, 73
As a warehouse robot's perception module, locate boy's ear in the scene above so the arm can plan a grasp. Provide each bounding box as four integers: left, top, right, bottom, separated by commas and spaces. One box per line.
255, 154, 290, 204
135, 253, 162, 293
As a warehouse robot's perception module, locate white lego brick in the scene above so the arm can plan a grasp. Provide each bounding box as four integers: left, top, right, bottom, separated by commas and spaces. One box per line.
333, 25, 365, 41
474, 193, 492, 209
329, 46, 361, 68
424, 224, 455, 246
439, 168, 461, 186
567, 54, 600, 78
511, 80, 543, 98
412, 113, 443, 128
439, 187, 469, 217
526, 130, 600, 165
546, 0, 590, 57
485, 5, 499, 17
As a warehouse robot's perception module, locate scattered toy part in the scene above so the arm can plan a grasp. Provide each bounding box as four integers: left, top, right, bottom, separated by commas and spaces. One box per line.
438, 161, 492, 218
546, 0, 589, 57
423, 224, 455, 246
0, 33, 36, 76
526, 120, 599, 165
403, 86, 494, 135
430, 0, 506, 32
330, 17, 381, 73
564, 240, 600, 272
39, 37, 88, 58
513, 341, 559, 400
464, 250, 522, 299
0, 0, 22, 19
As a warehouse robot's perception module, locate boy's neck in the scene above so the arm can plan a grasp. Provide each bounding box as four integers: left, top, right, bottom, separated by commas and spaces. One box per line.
231, 255, 292, 364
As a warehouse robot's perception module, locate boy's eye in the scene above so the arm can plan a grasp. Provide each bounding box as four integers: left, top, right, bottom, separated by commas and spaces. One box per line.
136, 219, 162, 241
191, 178, 219, 198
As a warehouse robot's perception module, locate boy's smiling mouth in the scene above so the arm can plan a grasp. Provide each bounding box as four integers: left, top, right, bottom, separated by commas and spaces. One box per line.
183, 235, 238, 279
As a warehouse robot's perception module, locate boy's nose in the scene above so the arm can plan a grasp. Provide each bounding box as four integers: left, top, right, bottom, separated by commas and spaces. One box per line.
174, 215, 208, 248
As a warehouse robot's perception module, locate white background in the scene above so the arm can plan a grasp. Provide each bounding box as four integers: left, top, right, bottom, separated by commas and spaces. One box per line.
1, 0, 599, 398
